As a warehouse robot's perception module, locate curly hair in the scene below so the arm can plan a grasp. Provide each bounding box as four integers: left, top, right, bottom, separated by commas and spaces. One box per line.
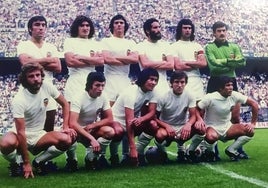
19, 63, 45, 88
70, 15, 95, 38
175, 18, 195, 41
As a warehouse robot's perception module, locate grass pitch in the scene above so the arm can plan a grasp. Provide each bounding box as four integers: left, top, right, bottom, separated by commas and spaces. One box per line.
0, 129, 268, 188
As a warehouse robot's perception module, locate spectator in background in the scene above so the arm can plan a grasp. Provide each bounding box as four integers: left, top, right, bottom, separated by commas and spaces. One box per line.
205, 21, 247, 160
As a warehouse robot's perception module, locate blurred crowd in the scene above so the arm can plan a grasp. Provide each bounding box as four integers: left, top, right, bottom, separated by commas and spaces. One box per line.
0, 73, 267, 134
0, 0, 267, 57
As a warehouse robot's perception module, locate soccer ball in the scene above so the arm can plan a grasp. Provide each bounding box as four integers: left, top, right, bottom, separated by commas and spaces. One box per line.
145, 146, 167, 164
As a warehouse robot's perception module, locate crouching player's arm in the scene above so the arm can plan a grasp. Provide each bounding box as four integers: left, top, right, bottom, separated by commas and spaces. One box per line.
244, 97, 259, 136
56, 94, 77, 142
69, 111, 100, 152
125, 107, 138, 165
153, 111, 176, 138
15, 118, 34, 179
180, 107, 197, 141
195, 106, 206, 132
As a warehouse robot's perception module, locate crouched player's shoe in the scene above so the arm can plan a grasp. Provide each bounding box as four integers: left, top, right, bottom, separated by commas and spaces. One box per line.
176, 151, 187, 163
98, 155, 110, 169
138, 154, 147, 167
203, 150, 216, 162
225, 148, 239, 161
120, 154, 131, 166
109, 154, 119, 167
32, 160, 58, 175
8, 162, 23, 177
64, 158, 78, 172
187, 150, 199, 163
237, 148, 249, 159
85, 157, 99, 170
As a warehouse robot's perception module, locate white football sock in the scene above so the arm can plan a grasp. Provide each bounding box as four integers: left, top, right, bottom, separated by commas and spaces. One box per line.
65, 142, 77, 160
35, 146, 63, 163
227, 136, 252, 152
188, 134, 205, 151
97, 137, 111, 155
136, 132, 153, 155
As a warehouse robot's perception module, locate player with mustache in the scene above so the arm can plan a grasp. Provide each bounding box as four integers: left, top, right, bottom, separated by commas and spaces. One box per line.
204, 21, 247, 161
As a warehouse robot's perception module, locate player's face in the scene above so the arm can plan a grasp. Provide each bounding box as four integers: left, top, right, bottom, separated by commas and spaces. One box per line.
142, 76, 158, 92
148, 22, 162, 41
31, 20, 47, 40
214, 26, 227, 43
181, 24, 192, 41
171, 78, 186, 95
88, 81, 105, 98
220, 82, 233, 97
113, 19, 125, 37
26, 70, 43, 93
78, 21, 90, 38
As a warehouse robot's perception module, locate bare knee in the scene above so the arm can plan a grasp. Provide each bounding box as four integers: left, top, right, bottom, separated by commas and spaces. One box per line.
111, 121, 124, 141
0, 133, 19, 154
101, 126, 115, 139
205, 128, 218, 144
155, 128, 167, 143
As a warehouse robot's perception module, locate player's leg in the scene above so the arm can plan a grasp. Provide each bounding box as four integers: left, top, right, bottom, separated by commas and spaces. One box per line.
225, 124, 253, 161
109, 121, 124, 166
0, 132, 22, 176
31, 131, 73, 175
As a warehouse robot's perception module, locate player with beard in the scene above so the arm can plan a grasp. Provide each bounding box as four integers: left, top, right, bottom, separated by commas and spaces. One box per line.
0, 63, 76, 178
135, 18, 174, 97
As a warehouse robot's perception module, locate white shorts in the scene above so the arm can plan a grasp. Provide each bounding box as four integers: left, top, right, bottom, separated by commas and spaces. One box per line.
9, 128, 47, 153
207, 122, 232, 142
170, 125, 183, 139
103, 74, 131, 102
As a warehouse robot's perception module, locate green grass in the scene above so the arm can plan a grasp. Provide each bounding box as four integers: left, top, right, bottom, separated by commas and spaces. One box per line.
1, 129, 268, 188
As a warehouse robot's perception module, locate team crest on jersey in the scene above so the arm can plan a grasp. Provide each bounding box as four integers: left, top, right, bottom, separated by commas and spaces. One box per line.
47, 52, 52, 57
44, 98, 49, 107
96, 108, 103, 121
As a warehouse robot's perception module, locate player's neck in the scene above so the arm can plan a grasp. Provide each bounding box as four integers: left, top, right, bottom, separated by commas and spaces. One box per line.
31, 37, 44, 48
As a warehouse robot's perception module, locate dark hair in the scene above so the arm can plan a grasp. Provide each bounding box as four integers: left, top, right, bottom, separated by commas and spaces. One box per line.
217, 76, 234, 90
109, 14, 129, 34
85, 72, 106, 91
70, 15, 95, 38
19, 63, 45, 88
212, 21, 228, 33
27, 16, 47, 36
169, 71, 188, 84
143, 18, 159, 37
175, 18, 195, 41
136, 68, 159, 87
